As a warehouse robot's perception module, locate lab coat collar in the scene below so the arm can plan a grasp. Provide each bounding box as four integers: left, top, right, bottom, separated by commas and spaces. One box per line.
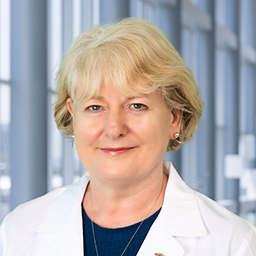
33, 173, 90, 256
35, 173, 90, 233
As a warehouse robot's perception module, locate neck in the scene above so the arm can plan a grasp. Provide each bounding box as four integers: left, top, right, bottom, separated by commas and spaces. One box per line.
83, 167, 168, 228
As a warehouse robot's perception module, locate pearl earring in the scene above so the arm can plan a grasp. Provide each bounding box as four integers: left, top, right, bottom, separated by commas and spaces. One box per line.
175, 132, 179, 139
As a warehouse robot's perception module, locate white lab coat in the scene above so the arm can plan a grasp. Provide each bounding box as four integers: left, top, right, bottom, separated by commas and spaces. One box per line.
0, 161, 256, 256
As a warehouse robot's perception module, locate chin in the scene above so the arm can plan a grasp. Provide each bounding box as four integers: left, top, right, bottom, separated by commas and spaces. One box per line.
102, 170, 132, 181
94, 166, 136, 183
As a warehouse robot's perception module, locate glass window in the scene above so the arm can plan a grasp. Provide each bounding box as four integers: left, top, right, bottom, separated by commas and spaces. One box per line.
47, 0, 98, 190
189, 0, 212, 14
0, 0, 10, 223
241, 0, 256, 47
0, 84, 11, 223
240, 62, 256, 134
216, 0, 238, 34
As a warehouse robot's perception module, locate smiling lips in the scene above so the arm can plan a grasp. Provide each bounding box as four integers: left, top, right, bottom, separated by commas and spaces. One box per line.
101, 147, 135, 156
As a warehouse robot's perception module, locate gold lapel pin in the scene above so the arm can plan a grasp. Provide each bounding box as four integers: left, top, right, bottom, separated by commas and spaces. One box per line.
155, 253, 164, 256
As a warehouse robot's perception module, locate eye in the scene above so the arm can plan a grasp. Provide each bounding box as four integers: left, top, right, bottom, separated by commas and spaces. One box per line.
86, 105, 102, 111
130, 103, 148, 110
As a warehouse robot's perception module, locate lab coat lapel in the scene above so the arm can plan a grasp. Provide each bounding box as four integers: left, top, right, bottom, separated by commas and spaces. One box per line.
137, 208, 185, 256
28, 223, 83, 256
31, 174, 90, 256
46, 215, 83, 256
138, 162, 207, 256
163, 162, 207, 237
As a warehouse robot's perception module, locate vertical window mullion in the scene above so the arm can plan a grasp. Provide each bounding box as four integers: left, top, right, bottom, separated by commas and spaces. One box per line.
47, 0, 64, 191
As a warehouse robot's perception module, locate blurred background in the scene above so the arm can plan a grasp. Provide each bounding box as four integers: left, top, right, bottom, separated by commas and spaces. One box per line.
0, 0, 256, 225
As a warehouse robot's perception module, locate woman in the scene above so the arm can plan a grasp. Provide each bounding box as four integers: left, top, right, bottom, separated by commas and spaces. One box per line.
1, 18, 255, 256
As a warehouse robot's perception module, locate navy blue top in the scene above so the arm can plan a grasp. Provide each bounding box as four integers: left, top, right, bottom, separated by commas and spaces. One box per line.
82, 206, 161, 256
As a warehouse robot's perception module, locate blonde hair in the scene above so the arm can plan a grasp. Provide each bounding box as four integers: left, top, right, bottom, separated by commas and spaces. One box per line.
54, 18, 203, 151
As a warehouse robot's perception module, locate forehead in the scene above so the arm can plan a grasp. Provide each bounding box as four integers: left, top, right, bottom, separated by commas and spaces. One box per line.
73, 80, 157, 103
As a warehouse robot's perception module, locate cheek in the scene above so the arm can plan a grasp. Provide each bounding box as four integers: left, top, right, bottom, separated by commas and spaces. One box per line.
152, 120, 173, 147
132, 116, 171, 145
74, 116, 104, 144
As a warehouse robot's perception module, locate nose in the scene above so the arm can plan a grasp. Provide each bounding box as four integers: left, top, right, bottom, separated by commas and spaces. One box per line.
105, 109, 128, 140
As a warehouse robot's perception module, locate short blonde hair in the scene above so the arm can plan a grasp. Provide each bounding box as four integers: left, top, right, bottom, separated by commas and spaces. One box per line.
54, 18, 203, 151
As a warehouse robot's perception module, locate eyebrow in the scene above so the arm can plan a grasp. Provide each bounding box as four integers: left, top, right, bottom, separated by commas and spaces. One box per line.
87, 94, 149, 101
127, 94, 149, 100
86, 95, 104, 101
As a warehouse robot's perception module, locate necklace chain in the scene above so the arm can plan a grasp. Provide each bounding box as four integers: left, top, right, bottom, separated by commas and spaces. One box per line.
91, 218, 144, 256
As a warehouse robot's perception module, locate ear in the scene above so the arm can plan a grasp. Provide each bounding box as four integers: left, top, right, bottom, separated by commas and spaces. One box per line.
67, 98, 75, 130
169, 109, 183, 140
67, 98, 74, 116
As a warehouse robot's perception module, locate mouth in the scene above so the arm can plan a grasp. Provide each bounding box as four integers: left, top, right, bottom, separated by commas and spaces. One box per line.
100, 147, 135, 156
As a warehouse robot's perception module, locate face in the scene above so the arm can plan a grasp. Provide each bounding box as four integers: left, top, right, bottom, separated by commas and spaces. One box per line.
67, 85, 182, 184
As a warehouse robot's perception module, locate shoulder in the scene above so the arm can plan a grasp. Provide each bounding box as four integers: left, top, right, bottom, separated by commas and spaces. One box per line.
0, 174, 89, 255
6, 186, 67, 222
1, 185, 67, 227
0, 186, 67, 255
194, 190, 256, 255
194, 190, 251, 230
1, 172, 89, 229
